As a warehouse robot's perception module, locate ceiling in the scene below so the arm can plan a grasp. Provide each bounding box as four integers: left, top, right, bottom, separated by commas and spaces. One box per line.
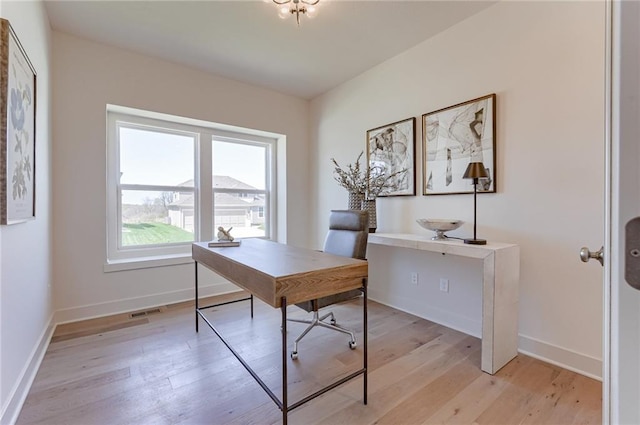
44, 0, 495, 99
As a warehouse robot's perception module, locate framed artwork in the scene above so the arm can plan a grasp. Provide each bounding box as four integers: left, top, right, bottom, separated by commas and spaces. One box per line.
366, 117, 416, 197
0, 18, 36, 224
422, 94, 496, 195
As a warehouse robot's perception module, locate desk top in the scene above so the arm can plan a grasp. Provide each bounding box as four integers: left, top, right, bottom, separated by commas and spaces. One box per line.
368, 233, 518, 259
193, 238, 368, 307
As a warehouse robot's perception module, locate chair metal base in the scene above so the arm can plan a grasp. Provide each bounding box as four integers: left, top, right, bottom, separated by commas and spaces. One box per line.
288, 310, 357, 359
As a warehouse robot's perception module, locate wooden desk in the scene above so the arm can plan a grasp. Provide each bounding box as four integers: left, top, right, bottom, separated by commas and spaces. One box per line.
368, 233, 519, 375
192, 239, 368, 425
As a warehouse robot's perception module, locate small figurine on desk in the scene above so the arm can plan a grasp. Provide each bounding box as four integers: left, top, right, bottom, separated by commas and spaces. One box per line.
217, 226, 234, 242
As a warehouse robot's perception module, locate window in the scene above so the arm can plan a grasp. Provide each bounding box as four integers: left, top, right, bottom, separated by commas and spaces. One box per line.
119, 125, 196, 247
106, 106, 277, 268
212, 138, 269, 238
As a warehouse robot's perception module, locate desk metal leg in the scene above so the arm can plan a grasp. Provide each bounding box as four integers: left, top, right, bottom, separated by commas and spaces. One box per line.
251, 294, 254, 318
195, 261, 199, 333
281, 296, 288, 425
195, 285, 365, 424
363, 279, 368, 405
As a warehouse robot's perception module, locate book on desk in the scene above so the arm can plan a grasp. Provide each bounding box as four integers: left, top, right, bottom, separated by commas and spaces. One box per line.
207, 240, 241, 248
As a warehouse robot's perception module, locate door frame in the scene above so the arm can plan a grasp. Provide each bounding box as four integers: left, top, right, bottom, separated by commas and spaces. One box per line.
604, 0, 640, 423
603, 0, 612, 422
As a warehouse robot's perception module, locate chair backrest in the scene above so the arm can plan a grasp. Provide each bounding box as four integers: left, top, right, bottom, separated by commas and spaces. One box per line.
323, 210, 369, 260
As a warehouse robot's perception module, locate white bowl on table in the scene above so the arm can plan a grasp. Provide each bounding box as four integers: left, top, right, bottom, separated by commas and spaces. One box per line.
416, 219, 464, 241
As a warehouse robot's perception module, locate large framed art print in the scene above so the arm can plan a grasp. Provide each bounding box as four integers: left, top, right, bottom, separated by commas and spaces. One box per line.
422, 94, 495, 195
0, 18, 36, 224
366, 117, 416, 197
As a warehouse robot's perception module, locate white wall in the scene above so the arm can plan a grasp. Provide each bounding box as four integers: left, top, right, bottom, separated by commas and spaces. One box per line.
0, 1, 52, 424
51, 32, 310, 322
310, 1, 605, 377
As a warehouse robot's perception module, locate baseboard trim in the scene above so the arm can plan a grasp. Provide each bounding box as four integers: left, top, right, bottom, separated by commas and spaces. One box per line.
0, 315, 55, 425
518, 334, 602, 381
54, 282, 239, 325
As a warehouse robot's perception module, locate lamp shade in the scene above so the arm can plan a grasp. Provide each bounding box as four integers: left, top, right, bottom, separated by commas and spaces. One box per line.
462, 161, 489, 179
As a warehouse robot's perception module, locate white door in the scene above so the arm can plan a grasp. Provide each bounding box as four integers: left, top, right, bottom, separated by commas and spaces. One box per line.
605, 1, 640, 423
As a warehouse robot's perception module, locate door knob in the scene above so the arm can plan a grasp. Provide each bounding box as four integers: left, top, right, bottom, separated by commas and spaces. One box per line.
580, 246, 604, 266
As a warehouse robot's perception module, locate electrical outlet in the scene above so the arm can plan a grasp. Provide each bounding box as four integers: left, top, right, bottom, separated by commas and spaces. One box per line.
439, 278, 449, 292
411, 272, 418, 285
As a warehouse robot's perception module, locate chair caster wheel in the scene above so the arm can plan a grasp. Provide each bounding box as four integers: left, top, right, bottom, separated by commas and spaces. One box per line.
291, 351, 298, 360
330, 319, 337, 325
349, 341, 357, 350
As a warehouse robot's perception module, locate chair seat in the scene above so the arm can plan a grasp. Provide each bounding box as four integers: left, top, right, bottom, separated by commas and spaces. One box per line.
295, 289, 362, 312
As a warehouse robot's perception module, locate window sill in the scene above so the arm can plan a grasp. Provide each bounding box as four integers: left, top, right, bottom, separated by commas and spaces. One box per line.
104, 254, 193, 273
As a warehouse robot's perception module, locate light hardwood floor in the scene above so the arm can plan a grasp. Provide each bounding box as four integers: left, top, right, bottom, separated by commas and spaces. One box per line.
17, 293, 601, 424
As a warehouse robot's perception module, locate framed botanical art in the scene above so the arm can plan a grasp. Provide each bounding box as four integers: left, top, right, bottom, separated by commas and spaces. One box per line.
422, 94, 496, 195
366, 117, 416, 197
0, 18, 36, 224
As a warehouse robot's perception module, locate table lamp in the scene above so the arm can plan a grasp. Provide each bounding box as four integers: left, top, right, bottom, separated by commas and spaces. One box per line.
462, 161, 489, 245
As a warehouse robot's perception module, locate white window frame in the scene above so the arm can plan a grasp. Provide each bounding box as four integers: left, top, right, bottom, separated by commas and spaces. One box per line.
106, 106, 278, 271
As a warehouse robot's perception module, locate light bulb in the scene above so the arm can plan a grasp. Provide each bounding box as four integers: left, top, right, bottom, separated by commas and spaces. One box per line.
306, 5, 316, 18
278, 5, 290, 19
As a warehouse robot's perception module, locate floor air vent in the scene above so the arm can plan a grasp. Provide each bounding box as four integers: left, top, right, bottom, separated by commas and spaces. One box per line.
130, 307, 162, 318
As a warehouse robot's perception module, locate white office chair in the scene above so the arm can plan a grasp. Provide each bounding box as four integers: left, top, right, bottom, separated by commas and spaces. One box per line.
288, 209, 369, 360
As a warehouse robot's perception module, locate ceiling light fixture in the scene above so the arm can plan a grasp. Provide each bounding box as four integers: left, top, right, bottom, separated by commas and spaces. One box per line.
273, 0, 319, 26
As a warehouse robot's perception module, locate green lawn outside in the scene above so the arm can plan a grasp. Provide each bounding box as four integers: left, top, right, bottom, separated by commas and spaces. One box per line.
122, 222, 194, 246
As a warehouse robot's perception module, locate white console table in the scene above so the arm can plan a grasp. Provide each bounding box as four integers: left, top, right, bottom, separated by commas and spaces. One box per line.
368, 233, 520, 375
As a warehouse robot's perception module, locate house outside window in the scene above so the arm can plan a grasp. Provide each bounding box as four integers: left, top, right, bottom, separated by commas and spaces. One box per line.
106, 106, 276, 267
168, 174, 268, 238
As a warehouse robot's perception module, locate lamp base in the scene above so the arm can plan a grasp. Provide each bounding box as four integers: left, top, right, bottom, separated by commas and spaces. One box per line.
464, 238, 487, 245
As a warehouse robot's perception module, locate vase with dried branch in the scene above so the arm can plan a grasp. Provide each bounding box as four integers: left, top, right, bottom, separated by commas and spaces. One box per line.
331, 152, 407, 232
